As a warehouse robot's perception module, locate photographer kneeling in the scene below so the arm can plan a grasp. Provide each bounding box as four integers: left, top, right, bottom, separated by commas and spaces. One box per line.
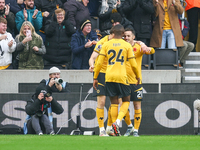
39, 66, 69, 93
24, 85, 64, 135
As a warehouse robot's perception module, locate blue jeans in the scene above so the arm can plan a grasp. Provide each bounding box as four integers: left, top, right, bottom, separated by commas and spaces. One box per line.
161, 29, 177, 49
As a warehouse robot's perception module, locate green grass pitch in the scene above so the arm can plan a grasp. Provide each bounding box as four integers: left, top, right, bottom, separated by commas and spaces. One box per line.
0, 135, 200, 150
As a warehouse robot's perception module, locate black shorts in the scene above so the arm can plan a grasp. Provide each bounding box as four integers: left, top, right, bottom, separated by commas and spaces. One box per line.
130, 84, 143, 101
106, 82, 131, 97
93, 72, 106, 97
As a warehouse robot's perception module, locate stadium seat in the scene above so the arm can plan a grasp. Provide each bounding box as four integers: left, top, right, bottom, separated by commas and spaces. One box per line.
91, 16, 99, 30
142, 54, 151, 70
153, 48, 179, 70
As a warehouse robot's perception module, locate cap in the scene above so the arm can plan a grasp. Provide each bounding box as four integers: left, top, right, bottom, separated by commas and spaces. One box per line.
80, 19, 91, 30
35, 85, 47, 98
49, 67, 60, 74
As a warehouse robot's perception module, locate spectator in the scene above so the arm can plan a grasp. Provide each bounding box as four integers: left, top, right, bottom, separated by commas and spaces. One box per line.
24, 85, 64, 135
34, 0, 63, 24
0, 0, 15, 34
122, 0, 154, 46
178, 14, 194, 67
71, 18, 98, 69
64, 0, 91, 30
0, 17, 16, 70
39, 66, 70, 93
88, 0, 100, 16
5, 0, 24, 15
34, 0, 63, 42
15, 0, 43, 33
99, 0, 134, 37
185, 0, 200, 52
15, 21, 46, 69
44, 8, 75, 69
150, 0, 183, 49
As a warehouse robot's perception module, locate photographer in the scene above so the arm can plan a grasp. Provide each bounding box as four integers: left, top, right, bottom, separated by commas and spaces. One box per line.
24, 85, 64, 135
39, 66, 70, 93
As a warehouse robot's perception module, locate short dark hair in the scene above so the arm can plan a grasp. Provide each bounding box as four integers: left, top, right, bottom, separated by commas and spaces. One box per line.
0, 17, 7, 24
110, 24, 125, 36
125, 28, 135, 36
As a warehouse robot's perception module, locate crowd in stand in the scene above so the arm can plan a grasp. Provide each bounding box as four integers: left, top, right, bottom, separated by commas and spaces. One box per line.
0, 0, 199, 70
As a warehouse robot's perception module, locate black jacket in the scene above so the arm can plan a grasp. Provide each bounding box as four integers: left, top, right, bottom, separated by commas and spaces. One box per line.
25, 95, 64, 116
34, 0, 63, 25
34, 0, 63, 16
98, 7, 134, 37
122, 0, 154, 39
0, 9, 15, 34
44, 17, 76, 66
64, 0, 91, 29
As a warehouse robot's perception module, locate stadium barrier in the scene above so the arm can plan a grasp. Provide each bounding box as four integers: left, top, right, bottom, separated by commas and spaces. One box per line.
0, 85, 199, 135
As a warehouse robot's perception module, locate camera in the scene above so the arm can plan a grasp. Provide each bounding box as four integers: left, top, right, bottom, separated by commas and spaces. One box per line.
35, 91, 51, 117
54, 78, 63, 84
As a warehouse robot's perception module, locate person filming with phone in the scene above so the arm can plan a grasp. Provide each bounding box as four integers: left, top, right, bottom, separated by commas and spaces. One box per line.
15, 21, 46, 69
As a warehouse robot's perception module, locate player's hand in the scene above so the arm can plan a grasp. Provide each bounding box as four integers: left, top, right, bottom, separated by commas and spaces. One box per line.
140, 44, 148, 53
145, 47, 151, 54
92, 41, 97, 45
93, 79, 98, 90
89, 65, 94, 73
136, 78, 140, 85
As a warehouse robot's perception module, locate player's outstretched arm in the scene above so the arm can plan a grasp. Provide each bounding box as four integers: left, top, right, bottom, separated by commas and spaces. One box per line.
89, 51, 99, 73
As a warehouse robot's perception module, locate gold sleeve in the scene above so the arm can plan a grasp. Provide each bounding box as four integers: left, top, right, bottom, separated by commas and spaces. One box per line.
128, 57, 140, 79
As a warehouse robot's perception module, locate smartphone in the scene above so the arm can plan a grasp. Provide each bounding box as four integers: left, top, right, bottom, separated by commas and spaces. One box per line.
26, 30, 31, 37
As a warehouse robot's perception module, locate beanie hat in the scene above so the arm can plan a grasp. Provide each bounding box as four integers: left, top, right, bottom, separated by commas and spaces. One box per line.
35, 85, 47, 98
49, 67, 60, 74
80, 19, 91, 30
110, 9, 122, 24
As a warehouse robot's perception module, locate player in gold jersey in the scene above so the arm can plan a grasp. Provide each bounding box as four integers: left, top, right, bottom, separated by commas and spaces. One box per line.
89, 31, 115, 136
93, 24, 140, 136
123, 28, 155, 137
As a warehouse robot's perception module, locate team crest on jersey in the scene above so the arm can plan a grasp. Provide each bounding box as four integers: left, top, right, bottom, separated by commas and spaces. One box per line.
96, 44, 102, 52
133, 48, 137, 51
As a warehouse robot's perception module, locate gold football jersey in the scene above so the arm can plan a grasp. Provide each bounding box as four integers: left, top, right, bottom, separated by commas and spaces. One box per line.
93, 35, 109, 73
94, 38, 139, 85
126, 43, 155, 84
